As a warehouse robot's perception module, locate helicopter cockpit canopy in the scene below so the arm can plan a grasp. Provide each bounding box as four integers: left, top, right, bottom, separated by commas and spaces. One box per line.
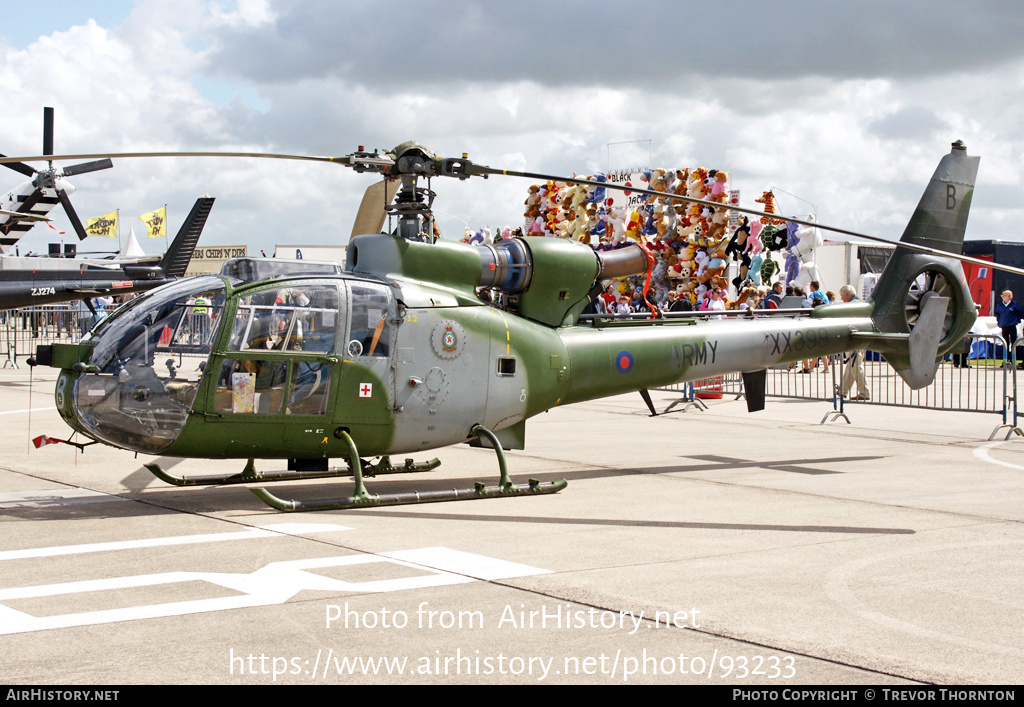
74, 276, 225, 453
65, 273, 397, 457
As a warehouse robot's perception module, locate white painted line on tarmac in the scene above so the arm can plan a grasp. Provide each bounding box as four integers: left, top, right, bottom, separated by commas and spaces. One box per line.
972, 441, 1024, 470
0, 545, 549, 635
382, 547, 552, 581
0, 408, 55, 415
0, 522, 352, 562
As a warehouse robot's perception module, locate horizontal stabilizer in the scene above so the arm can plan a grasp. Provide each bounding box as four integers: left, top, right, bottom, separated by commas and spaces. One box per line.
851, 295, 949, 389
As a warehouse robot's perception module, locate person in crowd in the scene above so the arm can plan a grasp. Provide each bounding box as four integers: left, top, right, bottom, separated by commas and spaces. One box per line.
763, 281, 784, 309
995, 290, 1024, 366
838, 284, 870, 400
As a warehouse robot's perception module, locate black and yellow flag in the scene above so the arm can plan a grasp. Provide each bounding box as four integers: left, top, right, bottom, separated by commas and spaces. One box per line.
140, 206, 166, 238
85, 211, 118, 237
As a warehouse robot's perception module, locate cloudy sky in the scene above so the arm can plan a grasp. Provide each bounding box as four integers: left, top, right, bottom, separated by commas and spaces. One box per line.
2, 0, 1023, 258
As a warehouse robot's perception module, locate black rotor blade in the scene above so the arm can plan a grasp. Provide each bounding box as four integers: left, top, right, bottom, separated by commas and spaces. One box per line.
62, 158, 113, 177
57, 188, 90, 241
0, 153, 38, 178
43, 107, 54, 157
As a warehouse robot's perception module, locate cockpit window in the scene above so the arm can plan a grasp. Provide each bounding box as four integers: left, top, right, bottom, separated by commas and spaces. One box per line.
230, 284, 340, 353
75, 276, 226, 454
88, 276, 225, 373
348, 283, 391, 357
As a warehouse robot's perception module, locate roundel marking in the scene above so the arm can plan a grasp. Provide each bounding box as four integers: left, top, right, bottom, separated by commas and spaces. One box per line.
615, 350, 634, 374
431, 320, 466, 360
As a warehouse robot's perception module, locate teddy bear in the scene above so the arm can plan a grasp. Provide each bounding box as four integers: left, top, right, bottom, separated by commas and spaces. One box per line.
697, 249, 728, 285
524, 185, 542, 220
709, 170, 729, 203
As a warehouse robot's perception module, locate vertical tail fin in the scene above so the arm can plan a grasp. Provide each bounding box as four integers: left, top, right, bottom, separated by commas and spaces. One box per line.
160, 197, 214, 278
860, 141, 980, 388
894, 140, 980, 253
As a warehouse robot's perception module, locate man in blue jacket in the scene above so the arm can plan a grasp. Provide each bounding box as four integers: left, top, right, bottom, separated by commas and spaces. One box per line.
995, 290, 1024, 366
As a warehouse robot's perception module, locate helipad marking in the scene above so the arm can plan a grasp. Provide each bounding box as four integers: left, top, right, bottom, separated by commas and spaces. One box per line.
0, 523, 351, 562
0, 545, 549, 635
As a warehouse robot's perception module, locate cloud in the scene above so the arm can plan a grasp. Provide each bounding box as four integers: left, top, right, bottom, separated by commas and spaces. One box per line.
1, 0, 1023, 258
203, 0, 1024, 89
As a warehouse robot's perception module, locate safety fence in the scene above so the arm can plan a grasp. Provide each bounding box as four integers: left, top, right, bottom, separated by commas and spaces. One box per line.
656, 334, 1021, 438
1, 305, 86, 367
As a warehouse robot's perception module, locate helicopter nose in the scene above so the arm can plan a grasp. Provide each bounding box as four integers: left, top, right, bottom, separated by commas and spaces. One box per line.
70, 276, 225, 454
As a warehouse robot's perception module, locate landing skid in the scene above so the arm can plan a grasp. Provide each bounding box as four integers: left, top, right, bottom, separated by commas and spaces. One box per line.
143, 455, 441, 487
252, 425, 568, 512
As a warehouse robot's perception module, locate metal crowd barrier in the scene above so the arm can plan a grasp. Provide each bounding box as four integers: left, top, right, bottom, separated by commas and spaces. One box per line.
655, 334, 1020, 438
1, 304, 224, 369
1, 305, 85, 368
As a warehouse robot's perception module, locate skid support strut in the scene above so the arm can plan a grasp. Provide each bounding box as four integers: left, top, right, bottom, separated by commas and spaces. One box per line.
251, 426, 567, 512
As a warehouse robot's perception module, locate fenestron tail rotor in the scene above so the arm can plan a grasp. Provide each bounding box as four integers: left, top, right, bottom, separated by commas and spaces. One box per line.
906, 270, 957, 338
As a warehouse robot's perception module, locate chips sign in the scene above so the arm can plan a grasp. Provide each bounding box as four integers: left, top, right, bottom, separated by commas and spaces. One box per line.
191, 246, 248, 261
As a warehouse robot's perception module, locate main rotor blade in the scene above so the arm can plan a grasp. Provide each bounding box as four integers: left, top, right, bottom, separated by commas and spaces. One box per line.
468, 163, 1024, 279
61, 158, 113, 177
0, 153, 38, 178
351, 179, 400, 239
57, 188, 90, 241
0, 150, 352, 166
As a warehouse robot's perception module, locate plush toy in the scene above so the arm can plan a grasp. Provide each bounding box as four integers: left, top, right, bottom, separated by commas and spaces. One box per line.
698, 249, 728, 285
709, 170, 729, 203
726, 287, 758, 310
762, 222, 789, 251
748, 253, 765, 285
646, 170, 669, 205
694, 248, 710, 279
727, 217, 750, 255
790, 214, 823, 287
744, 220, 764, 255
755, 190, 787, 225
524, 185, 542, 221
584, 174, 608, 203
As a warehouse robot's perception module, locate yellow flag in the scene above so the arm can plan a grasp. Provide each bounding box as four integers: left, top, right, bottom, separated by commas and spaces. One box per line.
140, 206, 166, 238
85, 210, 118, 238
